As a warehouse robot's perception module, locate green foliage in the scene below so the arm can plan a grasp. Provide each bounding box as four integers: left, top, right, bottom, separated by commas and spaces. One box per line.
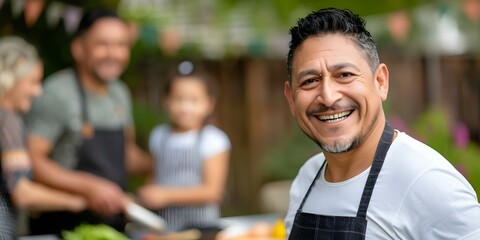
212, 0, 430, 26
131, 100, 166, 149
127, 100, 166, 191
62, 224, 128, 240
412, 107, 456, 163
263, 127, 319, 181
461, 144, 480, 191
413, 107, 480, 194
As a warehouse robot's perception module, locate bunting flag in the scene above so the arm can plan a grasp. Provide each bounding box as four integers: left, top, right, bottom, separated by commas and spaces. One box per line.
436, 10, 466, 54
387, 11, 411, 43
9, 0, 83, 33
11, 0, 25, 17
46, 1, 65, 28
24, 0, 45, 27
1, 0, 477, 57
462, 0, 480, 23
159, 26, 182, 55
62, 5, 82, 34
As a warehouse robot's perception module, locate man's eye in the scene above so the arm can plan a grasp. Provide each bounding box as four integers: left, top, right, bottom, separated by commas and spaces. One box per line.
301, 78, 317, 86
339, 72, 352, 78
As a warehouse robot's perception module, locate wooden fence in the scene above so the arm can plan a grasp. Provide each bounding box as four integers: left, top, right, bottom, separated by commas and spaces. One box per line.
129, 53, 480, 215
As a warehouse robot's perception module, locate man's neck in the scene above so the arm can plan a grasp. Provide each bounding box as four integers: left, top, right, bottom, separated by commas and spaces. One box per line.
75, 67, 109, 95
323, 118, 387, 183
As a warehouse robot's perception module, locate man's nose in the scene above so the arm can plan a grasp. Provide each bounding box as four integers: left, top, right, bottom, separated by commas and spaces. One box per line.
315, 78, 341, 107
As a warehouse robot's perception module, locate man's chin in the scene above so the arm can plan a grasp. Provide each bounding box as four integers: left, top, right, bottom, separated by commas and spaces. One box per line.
317, 137, 356, 154
95, 69, 123, 82
97, 75, 120, 83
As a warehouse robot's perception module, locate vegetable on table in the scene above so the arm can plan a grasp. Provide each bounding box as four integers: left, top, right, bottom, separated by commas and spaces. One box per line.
62, 224, 129, 240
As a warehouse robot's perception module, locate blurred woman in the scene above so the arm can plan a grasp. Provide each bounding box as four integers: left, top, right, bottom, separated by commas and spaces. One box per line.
0, 36, 86, 238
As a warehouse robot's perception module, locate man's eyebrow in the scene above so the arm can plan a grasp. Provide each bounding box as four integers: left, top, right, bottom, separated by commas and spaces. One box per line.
296, 63, 360, 80
297, 69, 322, 80
328, 63, 360, 72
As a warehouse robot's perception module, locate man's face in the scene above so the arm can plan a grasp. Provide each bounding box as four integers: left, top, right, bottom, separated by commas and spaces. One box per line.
75, 18, 131, 83
284, 34, 388, 153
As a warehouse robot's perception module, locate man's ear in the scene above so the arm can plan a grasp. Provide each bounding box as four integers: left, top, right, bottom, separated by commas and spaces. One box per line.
284, 81, 296, 116
70, 38, 83, 63
375, 63, 389, 101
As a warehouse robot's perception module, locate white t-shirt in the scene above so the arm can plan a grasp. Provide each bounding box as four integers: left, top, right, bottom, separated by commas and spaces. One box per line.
285, 131, 480, 239
149, 124, 231, 161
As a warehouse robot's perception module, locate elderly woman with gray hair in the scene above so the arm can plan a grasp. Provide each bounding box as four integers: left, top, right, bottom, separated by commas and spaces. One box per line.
0, 36, 86, 238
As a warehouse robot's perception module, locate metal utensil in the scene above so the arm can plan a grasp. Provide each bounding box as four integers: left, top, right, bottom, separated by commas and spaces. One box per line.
125, 202, 166, 232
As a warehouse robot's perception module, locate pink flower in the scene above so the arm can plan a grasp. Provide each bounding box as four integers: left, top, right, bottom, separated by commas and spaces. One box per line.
453, 122, 470, 149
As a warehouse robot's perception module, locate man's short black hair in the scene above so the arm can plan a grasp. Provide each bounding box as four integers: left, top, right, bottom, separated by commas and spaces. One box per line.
286, 8, 379, 82
75, 8, 124, 38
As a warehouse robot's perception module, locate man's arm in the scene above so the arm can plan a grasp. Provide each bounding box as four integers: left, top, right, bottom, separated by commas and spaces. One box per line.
28, 135, 127, 216
124, 126, 152, 175
11, 177, 86, 212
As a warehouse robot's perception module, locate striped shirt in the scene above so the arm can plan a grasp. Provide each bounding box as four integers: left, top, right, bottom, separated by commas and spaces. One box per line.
0, 108, 32, 239
149, 124, 230, 230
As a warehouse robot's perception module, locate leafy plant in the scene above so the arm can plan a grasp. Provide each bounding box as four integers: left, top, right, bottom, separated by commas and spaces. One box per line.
132, 99, 166, 149
128, 100, 166, 191
62, 224, 128, 240
262, 127, 319, 181
413, 107, 480, 194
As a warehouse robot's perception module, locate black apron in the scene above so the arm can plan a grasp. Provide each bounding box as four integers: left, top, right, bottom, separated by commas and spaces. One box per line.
29, 74, 127, 236
288, 122, 394, 240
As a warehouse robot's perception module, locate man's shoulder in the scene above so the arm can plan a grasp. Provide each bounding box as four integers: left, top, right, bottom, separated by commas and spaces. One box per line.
27, 68, 78, 119
41, 68, 79, 102
43, 68, 77, 90
388, 132, 450, 170
387, 135, 480, 239
383, 132, 474, 202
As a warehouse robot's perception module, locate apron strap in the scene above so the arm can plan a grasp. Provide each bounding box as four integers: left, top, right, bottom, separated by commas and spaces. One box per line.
297, 160, 326, 212
73, 69, 89, 123
356, 121, 394, 218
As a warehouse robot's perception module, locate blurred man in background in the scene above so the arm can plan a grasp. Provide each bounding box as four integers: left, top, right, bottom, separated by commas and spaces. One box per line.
25, 8, 150, 235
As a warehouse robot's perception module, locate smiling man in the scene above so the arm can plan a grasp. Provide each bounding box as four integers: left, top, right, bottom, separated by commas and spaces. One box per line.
284, 8, 480, 239
24, 9, 150, 235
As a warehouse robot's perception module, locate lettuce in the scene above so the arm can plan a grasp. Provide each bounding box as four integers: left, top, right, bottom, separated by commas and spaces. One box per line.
62, 224, 129, 240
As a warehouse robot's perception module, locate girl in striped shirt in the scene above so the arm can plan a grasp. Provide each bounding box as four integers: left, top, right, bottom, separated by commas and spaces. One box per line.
137, 65, 231, 231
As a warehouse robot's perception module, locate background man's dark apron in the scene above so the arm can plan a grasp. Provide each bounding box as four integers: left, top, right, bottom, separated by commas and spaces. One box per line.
29, 74, 127, 236
288, 122, 394, 240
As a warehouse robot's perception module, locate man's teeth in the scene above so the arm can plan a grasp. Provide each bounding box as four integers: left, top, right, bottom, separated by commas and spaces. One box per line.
318, 111, 352, 122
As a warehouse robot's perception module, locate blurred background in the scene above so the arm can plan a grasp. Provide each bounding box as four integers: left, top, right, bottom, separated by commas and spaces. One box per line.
1, 0, 479, 217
